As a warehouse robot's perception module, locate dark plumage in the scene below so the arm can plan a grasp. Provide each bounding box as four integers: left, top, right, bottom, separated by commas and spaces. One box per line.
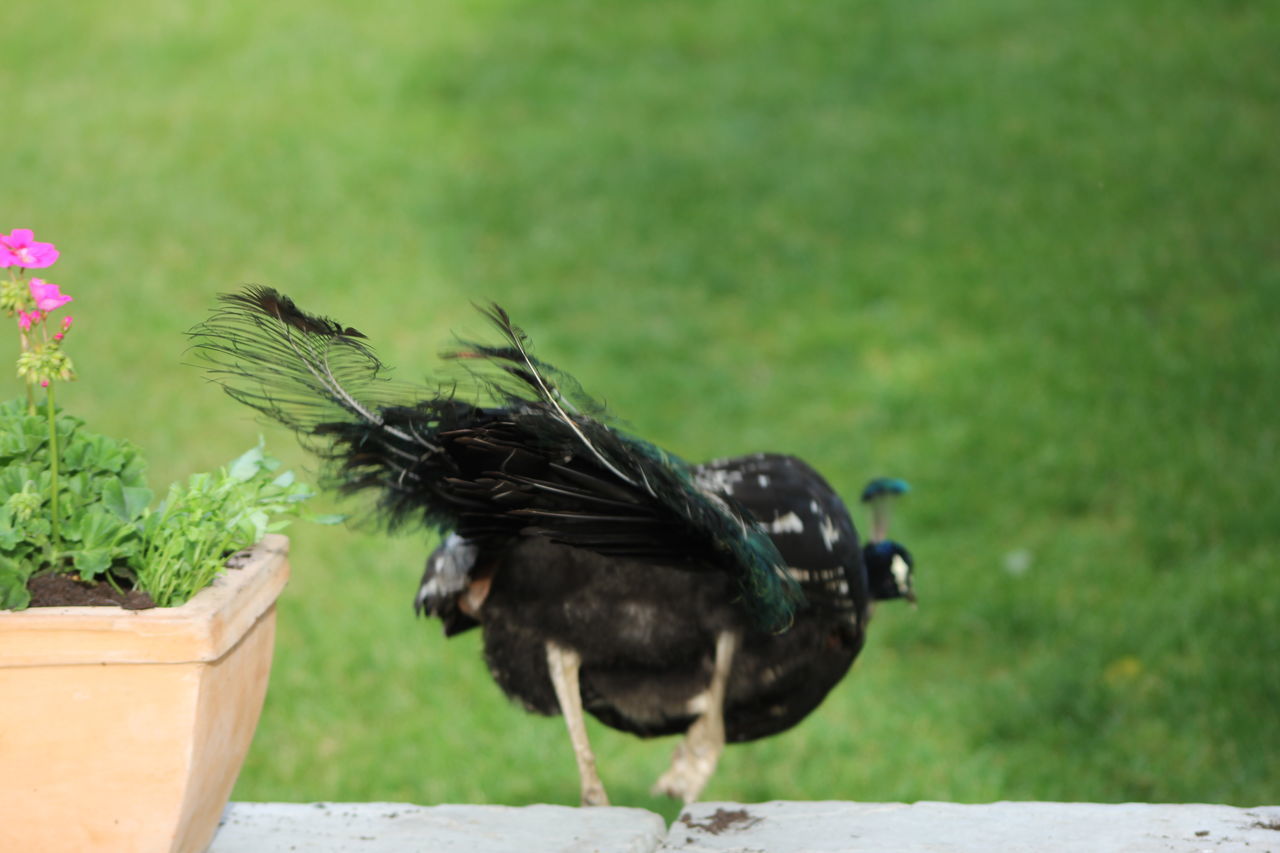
190, 287, 915, 804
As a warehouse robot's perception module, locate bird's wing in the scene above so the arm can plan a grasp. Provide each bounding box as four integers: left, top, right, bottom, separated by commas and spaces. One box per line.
436, 305, 802, 628
693, 453, 868, 617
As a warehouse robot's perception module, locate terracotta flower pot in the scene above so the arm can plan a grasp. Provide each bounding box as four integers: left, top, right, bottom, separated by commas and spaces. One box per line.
0, 534, 290, 853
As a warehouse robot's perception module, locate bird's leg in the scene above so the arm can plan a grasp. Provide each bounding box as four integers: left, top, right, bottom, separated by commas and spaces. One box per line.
651, 630, 739, 804
546, 641, 610, 807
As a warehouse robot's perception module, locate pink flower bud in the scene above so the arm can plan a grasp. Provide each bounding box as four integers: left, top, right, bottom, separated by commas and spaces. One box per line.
62, 315, 74, 330
17, 310, 43, 331
41, 379, 50, 388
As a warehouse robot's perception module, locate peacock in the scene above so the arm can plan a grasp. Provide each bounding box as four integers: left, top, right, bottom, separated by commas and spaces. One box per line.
189, 287, 915, 805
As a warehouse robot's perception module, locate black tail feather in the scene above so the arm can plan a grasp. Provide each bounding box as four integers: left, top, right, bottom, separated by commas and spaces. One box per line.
189, 288, 802, 629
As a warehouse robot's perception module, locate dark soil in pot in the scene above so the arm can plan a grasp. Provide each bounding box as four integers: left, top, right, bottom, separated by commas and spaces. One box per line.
26, 574, 156, 609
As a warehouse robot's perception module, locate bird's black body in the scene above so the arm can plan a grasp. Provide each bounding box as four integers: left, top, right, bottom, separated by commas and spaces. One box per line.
191, 287, 914, 803
422, 451, 889, 743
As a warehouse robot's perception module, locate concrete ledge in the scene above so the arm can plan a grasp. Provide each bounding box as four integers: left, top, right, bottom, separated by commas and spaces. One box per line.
209, 802, 666, 853
210, 801, 1280, 852
669, 802, 1280, 853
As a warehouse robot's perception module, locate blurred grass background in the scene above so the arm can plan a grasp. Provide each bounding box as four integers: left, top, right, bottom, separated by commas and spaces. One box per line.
4, 0, 1277, 817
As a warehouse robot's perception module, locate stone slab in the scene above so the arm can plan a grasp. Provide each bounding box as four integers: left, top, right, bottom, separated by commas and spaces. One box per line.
208, 802, 666, 853
664, 801, 1280, 853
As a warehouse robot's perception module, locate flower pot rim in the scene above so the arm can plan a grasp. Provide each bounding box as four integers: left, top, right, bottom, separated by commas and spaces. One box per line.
0, 533, 289, 667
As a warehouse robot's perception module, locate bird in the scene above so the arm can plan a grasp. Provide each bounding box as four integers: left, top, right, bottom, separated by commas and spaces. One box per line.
189, 286, 916, 805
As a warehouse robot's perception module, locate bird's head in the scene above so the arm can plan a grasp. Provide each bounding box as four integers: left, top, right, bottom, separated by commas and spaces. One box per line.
859, 476, 915, 605
864, 539, 916, 603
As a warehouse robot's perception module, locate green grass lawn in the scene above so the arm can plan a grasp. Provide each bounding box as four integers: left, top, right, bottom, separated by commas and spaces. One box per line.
4, 0, 1277, 816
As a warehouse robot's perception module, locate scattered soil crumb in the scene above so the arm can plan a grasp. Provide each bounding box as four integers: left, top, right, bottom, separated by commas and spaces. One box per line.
225, 548, 257, 569
1196, 830, 1210, 837
680, 808, 762, 835
1253, 819, 1280, 831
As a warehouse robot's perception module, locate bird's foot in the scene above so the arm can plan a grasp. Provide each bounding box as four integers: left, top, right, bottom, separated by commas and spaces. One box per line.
650, 718, 723, 804
546, 641, 612, 808
653, 631, 736, 804
581, 781, 610, 807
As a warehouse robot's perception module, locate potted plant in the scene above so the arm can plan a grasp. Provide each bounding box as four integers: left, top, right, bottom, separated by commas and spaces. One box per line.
0, 229, 322, 853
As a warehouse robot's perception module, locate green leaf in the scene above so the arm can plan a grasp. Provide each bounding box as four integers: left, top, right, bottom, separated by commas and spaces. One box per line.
0, 466, 34, 498
91, 434, 128, 474
123, 486, 153, 520
20, 516, 52, 547
0, 428, 38, 458
246, 509, 271, 541
227, 442, 267, 482
119, 452, 149, 488
75, 507, 133, 551
73, 548, 113, 578
0, 507, 20, 550
101, 478, 154, 522
62, 471, 87, 501
0, 556, 32, 610
100, 478, 126, 519
186, 472, 213, 493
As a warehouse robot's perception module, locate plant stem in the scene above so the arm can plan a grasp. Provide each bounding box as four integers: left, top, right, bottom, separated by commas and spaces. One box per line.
46, 383, 61, 560
19, 336, 36, 415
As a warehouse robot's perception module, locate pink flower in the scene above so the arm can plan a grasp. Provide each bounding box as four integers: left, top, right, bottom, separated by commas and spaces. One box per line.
0, 229, 59, 269
18, 310, 43, 331
29, 279, 72, 312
